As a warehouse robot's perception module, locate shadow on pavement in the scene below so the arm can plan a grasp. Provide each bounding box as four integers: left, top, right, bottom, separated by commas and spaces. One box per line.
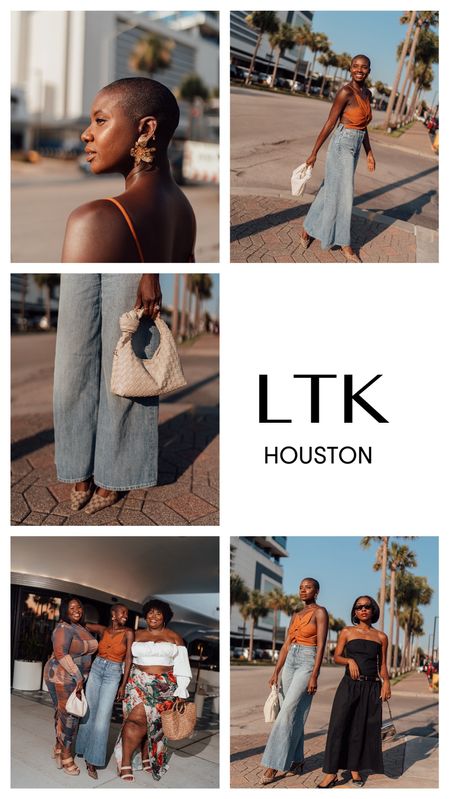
11, 428, 54, 461
354, 164, 438, 208
378, 190, 437, 223
163, 372, 220, 404
230, 202, 309, 242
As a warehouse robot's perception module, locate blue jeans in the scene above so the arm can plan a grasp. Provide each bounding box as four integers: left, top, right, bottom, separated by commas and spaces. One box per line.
262, 645, 317, 772
75, 656, 123, 767
54, 274, 159, 490
303, 124, 365, 249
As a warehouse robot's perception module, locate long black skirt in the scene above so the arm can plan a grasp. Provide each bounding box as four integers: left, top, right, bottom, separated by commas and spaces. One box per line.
323, 674, 384, 773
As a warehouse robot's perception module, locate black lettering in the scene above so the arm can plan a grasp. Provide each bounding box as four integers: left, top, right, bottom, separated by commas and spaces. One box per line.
293, 374, 337, 422
344, 374, 389, 423
259, 375, 291, 423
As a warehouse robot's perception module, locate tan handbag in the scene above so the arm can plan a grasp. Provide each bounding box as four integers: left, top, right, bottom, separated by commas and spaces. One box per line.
160, 699, 196, 740
66, 687, 88, 717
110, 308, 187, 398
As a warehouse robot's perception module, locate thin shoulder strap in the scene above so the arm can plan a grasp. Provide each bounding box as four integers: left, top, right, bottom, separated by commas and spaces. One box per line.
104, 197, 144, 263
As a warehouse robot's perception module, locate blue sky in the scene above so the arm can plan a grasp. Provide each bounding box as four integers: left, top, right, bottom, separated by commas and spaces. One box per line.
312, 11, 439, 103
159, 273, 219, 318
282, 536, 438, 648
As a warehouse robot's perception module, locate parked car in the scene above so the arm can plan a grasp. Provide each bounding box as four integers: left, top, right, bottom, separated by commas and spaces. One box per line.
230, 64, 246, 82
232, 647, 248, 659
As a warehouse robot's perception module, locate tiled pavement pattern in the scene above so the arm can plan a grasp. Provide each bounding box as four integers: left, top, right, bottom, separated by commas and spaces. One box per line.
231, 732, 427, 789
11, 401, 219, 526
231, 194, 417, 263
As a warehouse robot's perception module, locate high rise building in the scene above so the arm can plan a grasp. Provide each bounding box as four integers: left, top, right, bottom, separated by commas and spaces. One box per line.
231, 536, 289, 652
230, 11, 314, 80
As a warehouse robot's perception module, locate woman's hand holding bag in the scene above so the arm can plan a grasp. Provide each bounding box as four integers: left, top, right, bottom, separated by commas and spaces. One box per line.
263, 684, 280, 723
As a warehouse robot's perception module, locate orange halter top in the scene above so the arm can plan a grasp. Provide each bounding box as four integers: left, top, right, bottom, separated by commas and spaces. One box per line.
342, 85, 372, 130
288, 608, 317, 646
97, 628, 127, 663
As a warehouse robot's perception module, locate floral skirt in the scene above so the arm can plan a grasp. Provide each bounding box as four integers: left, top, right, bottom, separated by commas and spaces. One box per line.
114, 666, 177, 780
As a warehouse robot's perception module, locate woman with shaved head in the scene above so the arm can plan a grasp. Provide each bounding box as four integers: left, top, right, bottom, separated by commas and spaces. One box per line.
62, 77, 196, 262
300, 55, 375, 262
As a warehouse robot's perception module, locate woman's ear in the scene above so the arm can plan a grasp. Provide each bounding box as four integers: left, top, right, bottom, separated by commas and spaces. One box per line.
138, 116, 158, 139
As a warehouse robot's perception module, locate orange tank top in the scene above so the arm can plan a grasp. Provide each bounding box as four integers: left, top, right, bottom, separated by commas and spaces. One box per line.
288, 609, 317, 646
342, 86, 372, 130
97, 628, 127, 663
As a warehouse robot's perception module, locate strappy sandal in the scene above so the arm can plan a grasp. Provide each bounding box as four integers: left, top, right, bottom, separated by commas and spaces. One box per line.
61, 756, 80, 776
317, 775, 338, 789
70, 483, 94, 512
51, 745, 62, 769
118, 765, 134, 782
142, 758, 153, 773
86, 762, 98, 780
299, 232, 313, 250
261, 768, 279, 785
341, 247, 362, 263
85, 490, 119, 515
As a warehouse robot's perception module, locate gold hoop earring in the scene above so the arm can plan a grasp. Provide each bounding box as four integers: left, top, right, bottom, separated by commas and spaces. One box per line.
130, 133, 156, 167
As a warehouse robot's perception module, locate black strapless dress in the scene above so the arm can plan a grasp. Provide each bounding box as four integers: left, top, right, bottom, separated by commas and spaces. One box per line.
322, 638, 384, 773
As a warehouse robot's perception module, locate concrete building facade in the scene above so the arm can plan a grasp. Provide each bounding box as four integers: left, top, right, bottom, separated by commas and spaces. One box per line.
230, 10, 313, 80
230, 536, 288, 650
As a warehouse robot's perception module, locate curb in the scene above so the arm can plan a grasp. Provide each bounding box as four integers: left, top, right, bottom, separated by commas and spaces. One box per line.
231, 189, 439, 262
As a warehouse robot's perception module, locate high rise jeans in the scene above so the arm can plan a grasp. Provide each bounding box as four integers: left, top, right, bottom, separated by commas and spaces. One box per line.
54, 274, 159, 490
303, 124, 365, 250
261, 644, 317, 772
75, 656, 123, 767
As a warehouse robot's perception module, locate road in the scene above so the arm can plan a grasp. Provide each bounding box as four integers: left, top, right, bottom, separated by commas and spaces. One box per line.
11, 332, 219, 417
231, 665, 438, 741
231, 88, 438, 230
11, 159, 219, 262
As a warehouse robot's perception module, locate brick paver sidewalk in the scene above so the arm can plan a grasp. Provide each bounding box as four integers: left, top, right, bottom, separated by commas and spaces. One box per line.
11, 401, 219, 526
231, 732, 408, 789
231, 194, 421, 263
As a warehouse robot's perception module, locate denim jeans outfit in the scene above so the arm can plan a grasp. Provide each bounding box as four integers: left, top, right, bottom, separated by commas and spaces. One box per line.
75, 656, 123, 767
262, 644, 317, 772
54, 274, 159, 490
303, 124, 365, 250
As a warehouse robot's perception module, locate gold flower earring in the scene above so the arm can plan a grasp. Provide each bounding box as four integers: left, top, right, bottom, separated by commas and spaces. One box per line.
130, 133, 156, 167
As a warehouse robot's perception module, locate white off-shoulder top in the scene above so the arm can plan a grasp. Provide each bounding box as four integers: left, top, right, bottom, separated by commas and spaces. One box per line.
132, 641, 192, 698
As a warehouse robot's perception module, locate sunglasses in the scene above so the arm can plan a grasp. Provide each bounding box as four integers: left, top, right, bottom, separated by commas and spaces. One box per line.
355, 604, 372, 611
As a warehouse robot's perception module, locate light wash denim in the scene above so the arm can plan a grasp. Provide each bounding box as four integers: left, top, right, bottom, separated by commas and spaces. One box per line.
303, 123, 365, 249
75, 656, 123, 767
262, 644, 317, 772
54, 274, 159, 490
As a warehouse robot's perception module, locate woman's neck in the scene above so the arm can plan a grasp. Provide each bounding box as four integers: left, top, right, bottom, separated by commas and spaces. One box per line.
125, 157, 172, 189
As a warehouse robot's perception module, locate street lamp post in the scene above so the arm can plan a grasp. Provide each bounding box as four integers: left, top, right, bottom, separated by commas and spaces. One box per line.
431, 615, 438, 661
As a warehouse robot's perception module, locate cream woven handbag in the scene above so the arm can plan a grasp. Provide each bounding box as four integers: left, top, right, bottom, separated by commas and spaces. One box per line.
66, 687, 88, 717
111, 308, 187, 398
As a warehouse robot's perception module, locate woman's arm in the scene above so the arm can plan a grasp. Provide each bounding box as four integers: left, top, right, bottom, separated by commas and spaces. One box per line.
134, 274, 162, 316
307, 607, 329, 694
378, 632, 391, 701
52, 624, 84, 688
333, 628, 360, 679
268, 614, 296, 686
362, 130, 376, 171
85, 623, 106, 635
117, 629, 134, 701
61, 201, 133, 262
306, 87, 353, 167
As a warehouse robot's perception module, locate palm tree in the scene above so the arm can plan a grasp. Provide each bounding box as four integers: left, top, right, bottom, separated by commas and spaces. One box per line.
361, 537, 389, 630
393, 12, 439, 127
244, 11, 280, 86
266, 587, 286, 662
241, 590, 269, 661
305, 33, 330, 95
179, 74, 209, 104
405, 28, 438, 122
189, 274, 213, 334
179, 274, 189, 339
129, 32, 174, 78
384, 543, 417, 673
33, 274, 60, 329
384, 11, 417, 129
290, 24, 311, 93
397, 574, 433, 672
319, 50, 337, 97
337, 52, 352, 87
269, 23, 296, 88
230, 574, 249, 614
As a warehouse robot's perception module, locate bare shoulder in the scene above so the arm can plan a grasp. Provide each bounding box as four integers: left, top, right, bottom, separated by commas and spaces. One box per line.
166, 628, 184, 646
337, 85, 354, 99
134, 629, 146, 642
314, 605, 328, 619
66, 199, 121, 232
125, 628, 134, 641
377, 630, 388, 645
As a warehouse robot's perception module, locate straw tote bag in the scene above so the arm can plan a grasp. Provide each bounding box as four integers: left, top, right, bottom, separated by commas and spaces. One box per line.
160, 699, 196, 740
111, 308, 187, 398
66, 687, 88, 717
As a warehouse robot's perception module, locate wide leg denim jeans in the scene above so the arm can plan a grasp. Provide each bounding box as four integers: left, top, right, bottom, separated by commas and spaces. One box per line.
54, 274, 159, 490
75, 656, 123, 767
262, 645, 317, 772
303, 124, 365, 250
